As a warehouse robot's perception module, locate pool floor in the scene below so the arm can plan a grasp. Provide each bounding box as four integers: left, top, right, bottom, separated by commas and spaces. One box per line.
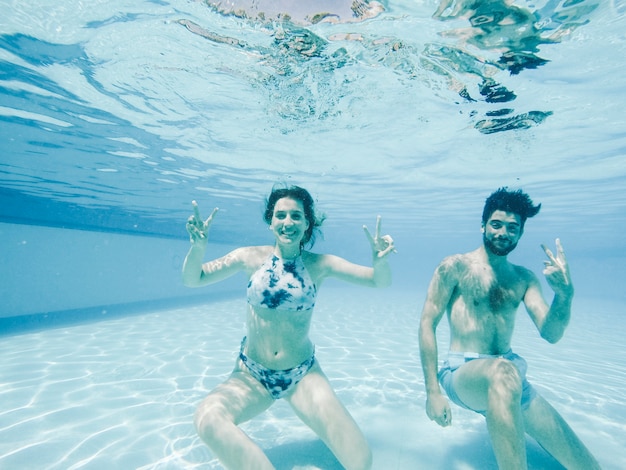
0, 289, 623, 469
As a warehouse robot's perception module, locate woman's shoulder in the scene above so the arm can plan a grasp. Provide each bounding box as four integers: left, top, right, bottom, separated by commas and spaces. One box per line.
301, 251, 332, 277
301, 251, 353, 281
228, 245, 273, 269
239, 245, 273, 255
301, 250, 320, 260
301, 251, 335, 266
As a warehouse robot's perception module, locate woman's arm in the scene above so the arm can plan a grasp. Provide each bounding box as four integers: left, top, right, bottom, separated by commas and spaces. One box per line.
313, 216, 395, 288
181, 201, 247, 287
183, 246, 248, 287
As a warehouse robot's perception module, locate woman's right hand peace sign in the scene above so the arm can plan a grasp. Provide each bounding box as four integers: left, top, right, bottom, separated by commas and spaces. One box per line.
186, 200, 219, 245
363, 215, 396, 259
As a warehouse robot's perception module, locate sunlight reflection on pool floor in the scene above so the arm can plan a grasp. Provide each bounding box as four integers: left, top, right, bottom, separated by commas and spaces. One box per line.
0, 290, 623, 469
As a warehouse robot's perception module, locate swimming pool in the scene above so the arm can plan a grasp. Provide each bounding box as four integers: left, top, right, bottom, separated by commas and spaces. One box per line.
1, 0, 625, 468
1, 290, 624, 469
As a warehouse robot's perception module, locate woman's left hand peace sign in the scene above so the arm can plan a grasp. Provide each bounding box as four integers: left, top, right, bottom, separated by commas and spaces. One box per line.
363, 215, 396, 259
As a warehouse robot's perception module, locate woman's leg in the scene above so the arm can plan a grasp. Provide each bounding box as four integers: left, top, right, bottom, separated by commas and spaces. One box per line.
285, 361, 372, 470
195, 364, 275, 469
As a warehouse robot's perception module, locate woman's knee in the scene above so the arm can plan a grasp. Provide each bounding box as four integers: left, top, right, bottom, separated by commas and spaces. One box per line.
337, 437, 372, 470
335, 420, 372, 470
354, 445, 373, 470
194, 396, 232, 441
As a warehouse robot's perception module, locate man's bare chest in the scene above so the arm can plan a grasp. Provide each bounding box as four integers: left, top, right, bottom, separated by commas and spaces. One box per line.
457, 269, 526, 313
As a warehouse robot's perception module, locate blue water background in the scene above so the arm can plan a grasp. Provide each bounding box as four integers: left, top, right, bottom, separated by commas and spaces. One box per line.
1, 0, 625, 319
0, 0, 625, 468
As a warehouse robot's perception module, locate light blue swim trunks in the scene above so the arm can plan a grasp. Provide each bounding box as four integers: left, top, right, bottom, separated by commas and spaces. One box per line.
438, 350, 537, 414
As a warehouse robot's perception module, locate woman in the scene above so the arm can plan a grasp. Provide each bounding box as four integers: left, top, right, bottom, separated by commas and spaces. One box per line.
182, 185, 395, 470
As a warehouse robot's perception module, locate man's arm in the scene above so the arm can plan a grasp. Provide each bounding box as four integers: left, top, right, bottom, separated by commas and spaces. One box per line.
419, 258, 457, 426
523, 238, 574, 343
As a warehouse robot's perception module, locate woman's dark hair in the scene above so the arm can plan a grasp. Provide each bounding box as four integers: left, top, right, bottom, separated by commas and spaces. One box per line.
482, 187, 541, 228
264, 185, 325, 248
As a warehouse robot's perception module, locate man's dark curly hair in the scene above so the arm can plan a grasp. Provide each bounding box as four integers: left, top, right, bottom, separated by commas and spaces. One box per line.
482, 187, 541, 228
264, 185, 325, 248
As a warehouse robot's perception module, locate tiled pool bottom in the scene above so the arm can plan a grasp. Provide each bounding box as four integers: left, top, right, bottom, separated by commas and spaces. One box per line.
0, 289, 623, 469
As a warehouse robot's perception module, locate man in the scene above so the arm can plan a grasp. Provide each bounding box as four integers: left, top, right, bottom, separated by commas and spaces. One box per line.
418, 188, 599, 469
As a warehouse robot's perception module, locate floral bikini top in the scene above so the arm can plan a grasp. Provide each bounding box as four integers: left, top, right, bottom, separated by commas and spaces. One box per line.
247, 254, 317, 311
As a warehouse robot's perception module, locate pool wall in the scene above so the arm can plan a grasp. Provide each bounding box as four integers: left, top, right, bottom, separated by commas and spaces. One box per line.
0, 222, 241, 323
2, 221, 623, 335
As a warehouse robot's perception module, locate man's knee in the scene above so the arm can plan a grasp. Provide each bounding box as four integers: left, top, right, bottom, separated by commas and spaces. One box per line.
488, 358, 523, 404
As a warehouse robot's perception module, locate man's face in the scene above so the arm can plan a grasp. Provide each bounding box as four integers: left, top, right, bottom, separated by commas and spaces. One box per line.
482, 210, 523, 256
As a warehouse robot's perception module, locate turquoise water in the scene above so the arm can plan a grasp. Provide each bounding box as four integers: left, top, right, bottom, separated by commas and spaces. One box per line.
1, 291, 625, 469
1, 0, 625, 468
1, 0, 624, 243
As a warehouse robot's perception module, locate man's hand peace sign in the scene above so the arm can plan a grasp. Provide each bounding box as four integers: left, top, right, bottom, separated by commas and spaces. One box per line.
541, 238, 573, 295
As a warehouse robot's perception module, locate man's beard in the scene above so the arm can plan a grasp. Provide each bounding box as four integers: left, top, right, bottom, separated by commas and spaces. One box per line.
483, 233, 517, 256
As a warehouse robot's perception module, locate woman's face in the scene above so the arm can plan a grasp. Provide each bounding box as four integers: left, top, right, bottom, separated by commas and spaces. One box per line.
270, 197, 309, 247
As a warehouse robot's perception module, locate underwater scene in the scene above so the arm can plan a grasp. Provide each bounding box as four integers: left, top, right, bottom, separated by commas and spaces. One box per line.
1, 0, 625, 469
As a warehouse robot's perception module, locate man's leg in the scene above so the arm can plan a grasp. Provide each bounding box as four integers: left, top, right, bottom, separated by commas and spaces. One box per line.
451, 358, 527, 470
286, 361, 372, 470
194, 367, 275, 469
522, 394, 601, 470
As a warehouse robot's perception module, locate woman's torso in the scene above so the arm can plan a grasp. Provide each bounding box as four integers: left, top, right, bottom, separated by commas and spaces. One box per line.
242, 247, 323, 369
